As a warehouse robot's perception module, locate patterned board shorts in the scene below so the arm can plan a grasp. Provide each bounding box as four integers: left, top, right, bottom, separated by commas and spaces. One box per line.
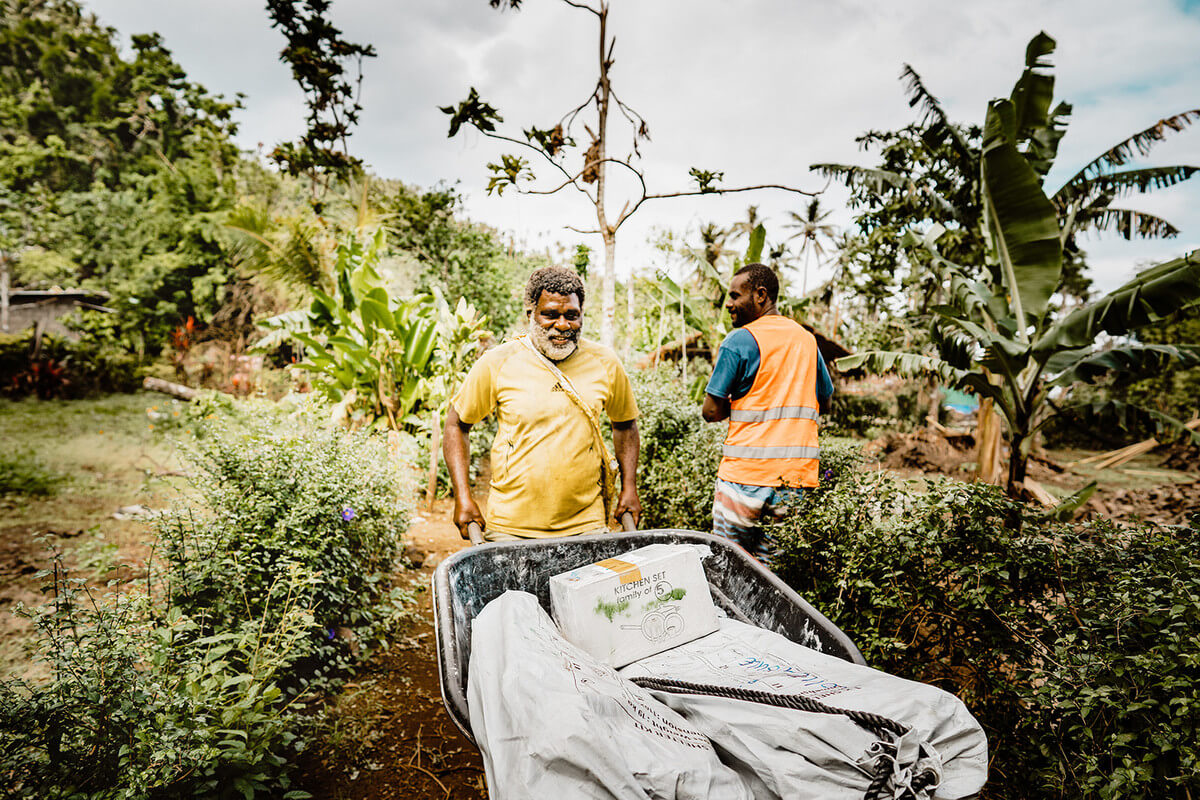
712, 478, 806, 563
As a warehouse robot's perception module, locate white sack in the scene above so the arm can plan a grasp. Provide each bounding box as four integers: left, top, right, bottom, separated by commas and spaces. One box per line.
467, 590, 754, 800
619, 619, 988, 799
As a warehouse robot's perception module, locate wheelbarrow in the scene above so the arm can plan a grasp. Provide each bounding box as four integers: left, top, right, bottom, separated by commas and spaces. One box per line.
432, 526, 867, 742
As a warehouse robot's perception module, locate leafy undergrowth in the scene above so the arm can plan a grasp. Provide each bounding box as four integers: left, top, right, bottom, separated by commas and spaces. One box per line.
0, 398, 421, 799
772, 445, 1200, 800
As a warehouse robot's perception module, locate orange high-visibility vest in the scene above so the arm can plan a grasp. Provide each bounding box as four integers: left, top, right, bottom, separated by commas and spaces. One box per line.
718, 315, 821, 488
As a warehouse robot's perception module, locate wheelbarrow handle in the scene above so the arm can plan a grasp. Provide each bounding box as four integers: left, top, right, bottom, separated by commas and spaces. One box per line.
466, 521, 486, 546
620, 511, 637, 532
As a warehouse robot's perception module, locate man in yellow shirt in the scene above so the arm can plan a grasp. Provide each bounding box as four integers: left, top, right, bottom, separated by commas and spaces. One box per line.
443, 266, 642, 541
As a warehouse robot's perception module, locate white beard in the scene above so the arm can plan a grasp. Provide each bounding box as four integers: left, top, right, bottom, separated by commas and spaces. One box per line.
528, 318, 579, 361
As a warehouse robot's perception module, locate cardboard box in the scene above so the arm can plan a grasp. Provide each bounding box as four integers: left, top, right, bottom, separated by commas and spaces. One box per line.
549, 544, 720, 667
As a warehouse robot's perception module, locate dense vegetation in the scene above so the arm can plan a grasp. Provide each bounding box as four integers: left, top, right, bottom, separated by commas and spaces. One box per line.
2, 2, 1198, 799
0, 403, 416, 799
771, 447, 1200, 799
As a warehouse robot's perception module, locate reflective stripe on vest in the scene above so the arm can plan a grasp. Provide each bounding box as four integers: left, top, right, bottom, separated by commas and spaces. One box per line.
722, 444, 821, 460
728, 405, 820, 423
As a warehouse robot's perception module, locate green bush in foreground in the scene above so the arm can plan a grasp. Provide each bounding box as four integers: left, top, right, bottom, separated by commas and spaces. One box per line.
0, 561, 314, 800
771, 459, 1200, 799
0, 414, 417, 798
159, 417, 415, 690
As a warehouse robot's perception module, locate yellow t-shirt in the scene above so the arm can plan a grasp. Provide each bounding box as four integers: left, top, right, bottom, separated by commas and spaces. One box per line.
451, 336, 638, 538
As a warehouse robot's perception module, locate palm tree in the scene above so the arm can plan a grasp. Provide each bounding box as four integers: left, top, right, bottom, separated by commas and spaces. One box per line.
785, 198, 837, 295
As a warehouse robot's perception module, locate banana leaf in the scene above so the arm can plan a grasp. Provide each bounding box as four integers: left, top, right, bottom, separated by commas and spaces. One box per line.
1040, 481, 1097, 523
906, 227, 1011, 327
1066, 109, 1200, 182
745, 224, 766, 264
1009, 32, 1057, 148
981, 99, 1064, 330
932, 313, 1029, 380
837, 350, 1014, 424
403, 319, 438, 369
1033, 248, 1200, 354
1071, 206, 1181, 240
1053, 165, 1199, 210
1043, 398, 1200, 445
836, 350, 967, 384
359, 289, 393, 336
1047, 343, 1200, 386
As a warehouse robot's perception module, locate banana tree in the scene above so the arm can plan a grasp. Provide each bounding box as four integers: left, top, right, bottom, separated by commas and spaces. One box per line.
293, 229, 439, 430
422, 289, 489, 506
839, 100, 1200, 494
814, 33, 1198, 309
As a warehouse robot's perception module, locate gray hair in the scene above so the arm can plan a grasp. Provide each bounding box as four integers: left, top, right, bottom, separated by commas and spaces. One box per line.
524, 266, 585, 311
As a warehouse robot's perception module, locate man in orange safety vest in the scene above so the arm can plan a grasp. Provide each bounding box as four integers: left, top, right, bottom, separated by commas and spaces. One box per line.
701, 263, 833, 563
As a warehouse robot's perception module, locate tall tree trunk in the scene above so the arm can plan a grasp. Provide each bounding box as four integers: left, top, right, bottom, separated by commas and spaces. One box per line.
1006, 399, 1033, 497
601, 231, 615, 348
594, 3, 615, 349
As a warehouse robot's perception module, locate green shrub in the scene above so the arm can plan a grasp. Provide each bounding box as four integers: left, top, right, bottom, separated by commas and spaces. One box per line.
630, 366, 724, 531
0, 407, 419, 798
632, 368, 864, 532
771, 468, 1200, 798
158, 418, 415, 687
825, 383, 927, 436
0, 562, 313, 799
826, 391, 892, 436
0, 451, 67, 497
0, 331, 143, 399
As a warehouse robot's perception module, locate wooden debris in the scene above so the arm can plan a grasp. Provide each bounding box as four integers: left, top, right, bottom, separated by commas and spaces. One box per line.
1068, 418, 1200, 470
1020, 478, 1059, 508
142, 376, 199, 400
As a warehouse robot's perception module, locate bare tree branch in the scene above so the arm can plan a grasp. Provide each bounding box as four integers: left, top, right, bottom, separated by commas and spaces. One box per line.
561, 0, 601, 15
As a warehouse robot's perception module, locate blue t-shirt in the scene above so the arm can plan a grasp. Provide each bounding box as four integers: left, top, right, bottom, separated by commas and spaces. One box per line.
706, 327, 834, 402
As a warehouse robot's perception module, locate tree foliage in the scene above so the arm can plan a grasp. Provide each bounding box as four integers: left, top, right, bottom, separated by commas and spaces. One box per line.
444, 0, 817, 349
817, 32, 1198, 319
834, 33, 1200, 494
264, 0, 376, 192
0, 0, 248, 349
772, 458, 1200, 800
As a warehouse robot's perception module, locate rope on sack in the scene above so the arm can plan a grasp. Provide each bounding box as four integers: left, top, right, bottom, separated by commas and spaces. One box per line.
627, 676, 940, 800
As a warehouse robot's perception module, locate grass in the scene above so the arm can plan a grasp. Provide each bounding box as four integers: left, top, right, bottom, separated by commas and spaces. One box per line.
0, 392, 192, 677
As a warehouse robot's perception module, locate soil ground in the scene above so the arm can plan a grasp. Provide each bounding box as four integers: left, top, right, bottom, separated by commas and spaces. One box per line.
865, 427, 1199, 525
294, 499, 489, 799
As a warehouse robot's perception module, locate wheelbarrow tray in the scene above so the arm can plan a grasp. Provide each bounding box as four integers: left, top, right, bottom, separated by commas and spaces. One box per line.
432, 528, 866, 742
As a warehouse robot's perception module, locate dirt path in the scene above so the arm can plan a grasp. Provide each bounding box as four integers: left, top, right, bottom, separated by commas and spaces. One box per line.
296, 497, 489, 799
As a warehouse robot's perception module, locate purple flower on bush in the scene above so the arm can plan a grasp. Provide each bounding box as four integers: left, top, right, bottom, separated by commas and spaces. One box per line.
326, 628, 337, 640
822, 469, 834, 481
341, 507, 356, 522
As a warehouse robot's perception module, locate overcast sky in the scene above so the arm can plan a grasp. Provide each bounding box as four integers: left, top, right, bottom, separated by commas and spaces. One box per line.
83, 0, 1200, 295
